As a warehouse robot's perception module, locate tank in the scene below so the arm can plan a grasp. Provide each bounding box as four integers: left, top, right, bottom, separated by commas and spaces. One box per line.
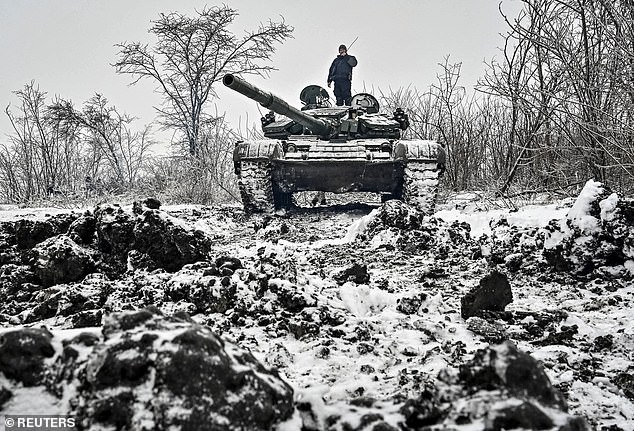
223, 73, 446, 214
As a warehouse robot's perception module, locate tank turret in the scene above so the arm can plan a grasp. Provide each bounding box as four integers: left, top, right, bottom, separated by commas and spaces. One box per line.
223, 73, 410, 141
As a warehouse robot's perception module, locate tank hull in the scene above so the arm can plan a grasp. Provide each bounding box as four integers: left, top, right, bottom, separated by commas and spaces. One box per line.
234, 138, 443, 213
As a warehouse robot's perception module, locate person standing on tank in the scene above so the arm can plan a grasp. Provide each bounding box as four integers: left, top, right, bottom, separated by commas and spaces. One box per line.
327, 44, 357, 106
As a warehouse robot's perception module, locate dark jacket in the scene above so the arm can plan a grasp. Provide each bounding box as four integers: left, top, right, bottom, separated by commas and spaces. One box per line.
328, 54, 358, 83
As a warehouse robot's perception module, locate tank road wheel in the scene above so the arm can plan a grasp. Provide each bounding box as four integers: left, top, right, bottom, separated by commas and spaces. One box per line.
402, 160, 441, 214
237, 161, 275, 214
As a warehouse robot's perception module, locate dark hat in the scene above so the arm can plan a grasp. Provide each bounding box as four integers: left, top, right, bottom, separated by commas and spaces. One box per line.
338, 44, 347, 51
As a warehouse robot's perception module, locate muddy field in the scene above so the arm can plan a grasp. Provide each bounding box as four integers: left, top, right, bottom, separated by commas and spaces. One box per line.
1, 181, 633, 430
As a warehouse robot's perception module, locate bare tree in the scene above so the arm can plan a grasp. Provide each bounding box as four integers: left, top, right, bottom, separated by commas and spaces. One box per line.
479, 1, 566, 194
49, 94, 154, 187
482, 0, 634, 194
2, 82, 85, 201
113, 5, 293, 156
382, 59, 509, 191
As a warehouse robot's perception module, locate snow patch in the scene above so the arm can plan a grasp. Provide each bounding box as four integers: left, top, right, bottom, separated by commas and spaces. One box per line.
567, 179, 603, 234
599, 193, 619, 222
343, 208, 378, 242
436, 203, 567, 238
339, 283, 396, 316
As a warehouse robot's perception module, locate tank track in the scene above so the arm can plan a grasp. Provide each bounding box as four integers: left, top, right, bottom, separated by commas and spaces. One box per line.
402, 161, 441, 214
237, 161, 275, 214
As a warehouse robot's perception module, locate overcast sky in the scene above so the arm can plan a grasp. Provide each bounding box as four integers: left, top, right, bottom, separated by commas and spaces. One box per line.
0, 0, 522, 147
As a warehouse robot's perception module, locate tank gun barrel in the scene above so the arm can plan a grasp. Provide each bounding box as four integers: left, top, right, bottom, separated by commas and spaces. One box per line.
223, 74, 331, 137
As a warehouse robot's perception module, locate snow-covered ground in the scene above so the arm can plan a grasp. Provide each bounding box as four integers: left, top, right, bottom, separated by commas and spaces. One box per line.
1, 180, 633, 430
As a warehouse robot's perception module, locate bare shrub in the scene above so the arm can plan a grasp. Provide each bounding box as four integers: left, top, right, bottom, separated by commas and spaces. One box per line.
1, 83, 154, 205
